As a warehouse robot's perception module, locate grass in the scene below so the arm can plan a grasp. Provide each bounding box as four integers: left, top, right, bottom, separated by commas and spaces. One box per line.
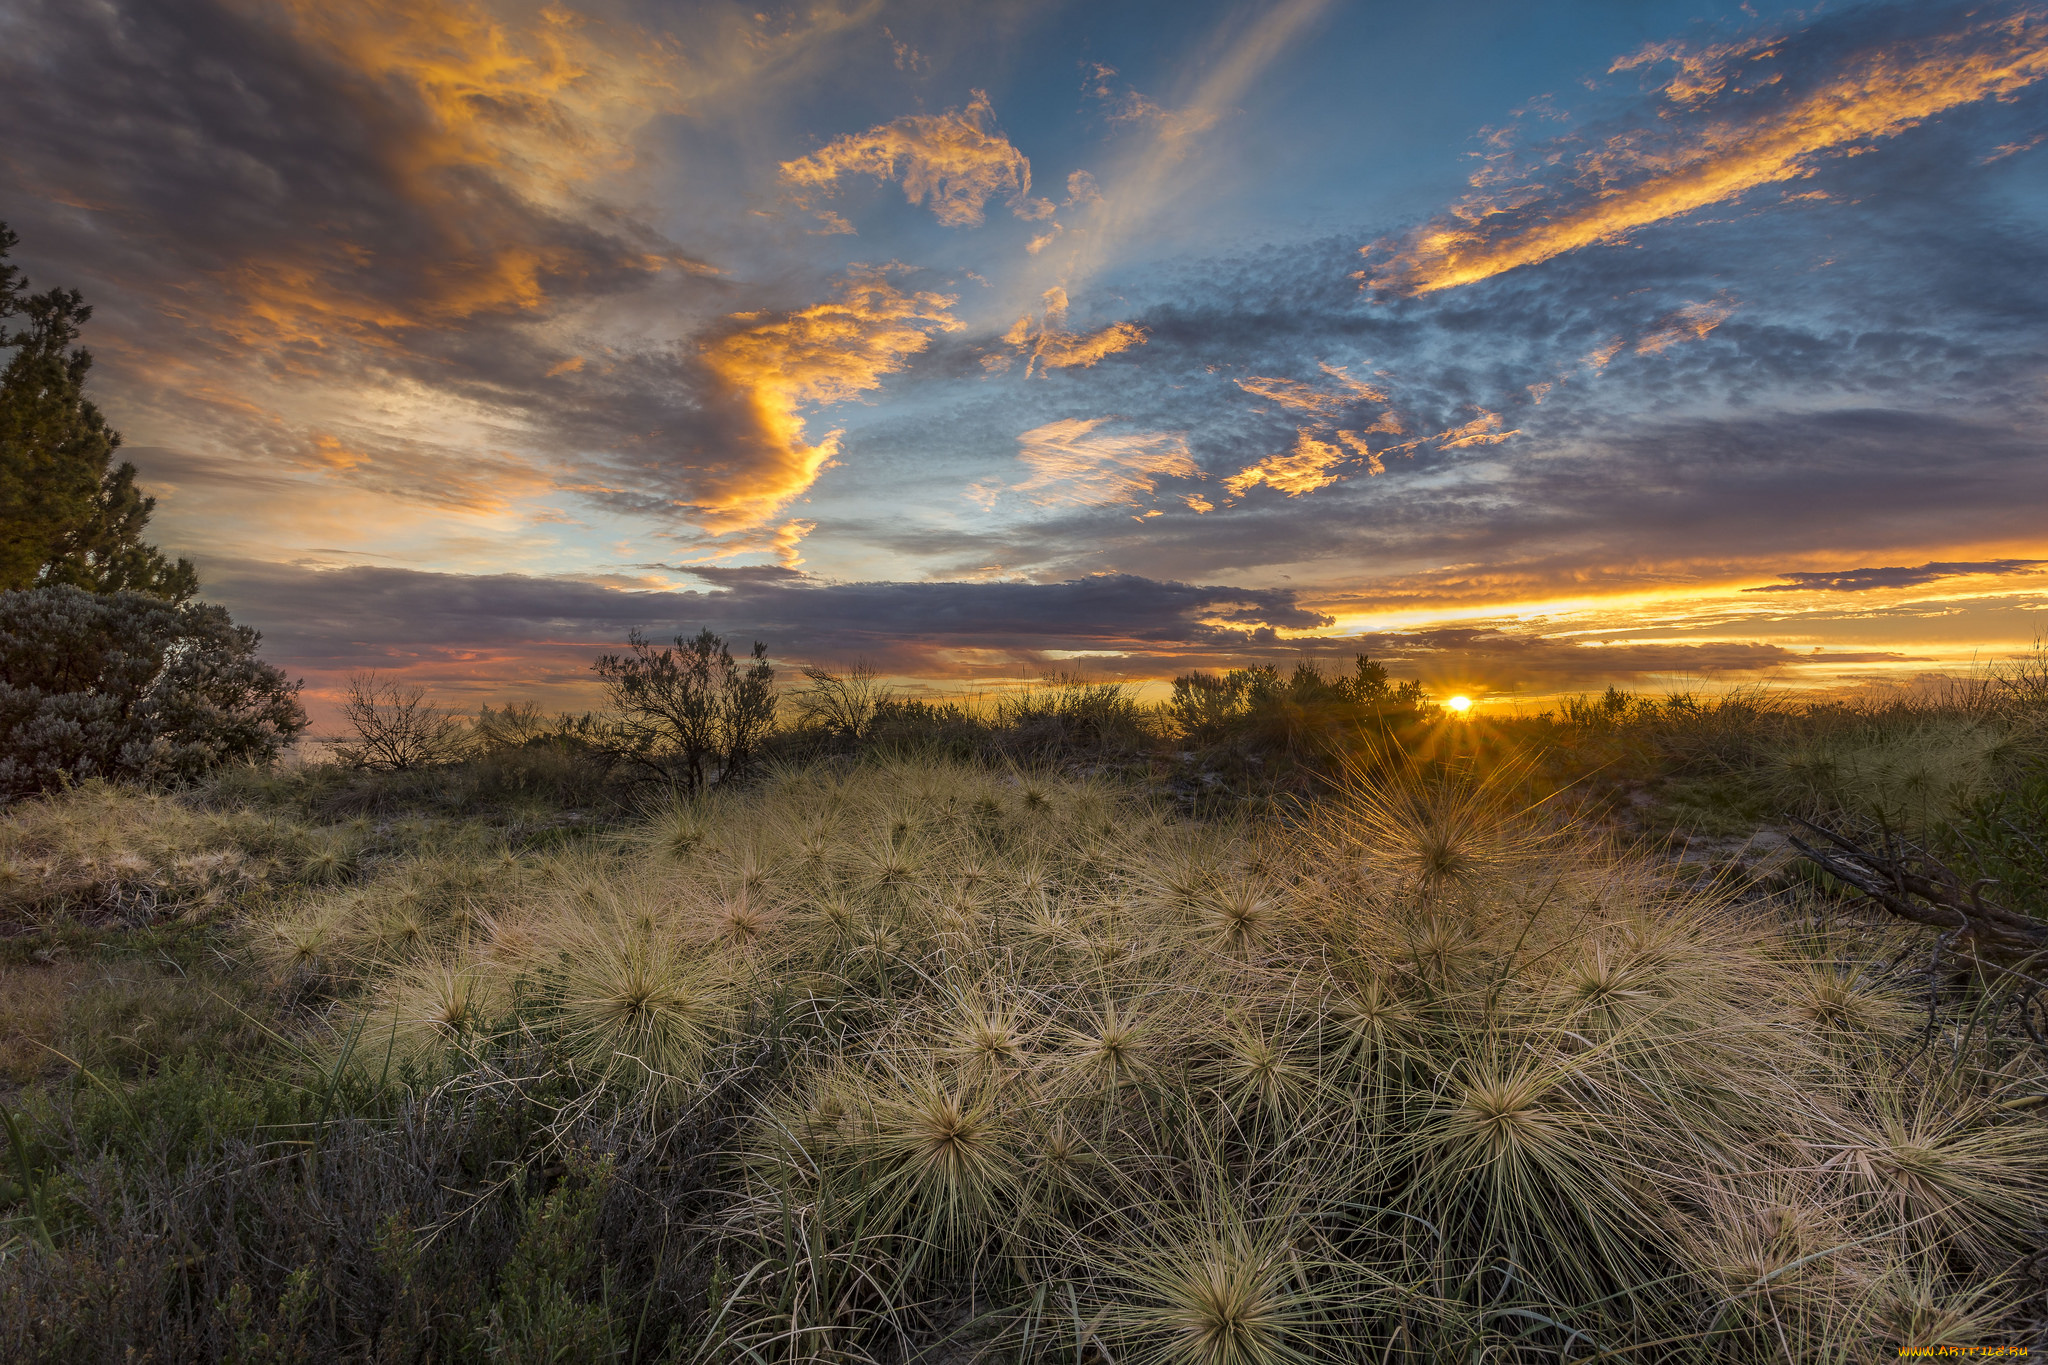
0, 666, 2043, 1360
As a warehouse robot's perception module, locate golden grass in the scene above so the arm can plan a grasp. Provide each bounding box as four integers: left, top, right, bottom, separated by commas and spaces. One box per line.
230, 753, 2048, 1358
0, 783, 295, 926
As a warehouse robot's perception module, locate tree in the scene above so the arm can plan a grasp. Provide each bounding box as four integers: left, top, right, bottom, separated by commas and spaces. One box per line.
1334, 653, 1392, 704
0, 585, 307, 799
591, 628, 776, 793
0, 222, 196, 600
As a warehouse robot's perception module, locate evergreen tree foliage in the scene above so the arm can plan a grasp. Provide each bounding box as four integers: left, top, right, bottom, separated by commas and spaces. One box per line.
0, 222, 197, 600
0, 585, 307, 799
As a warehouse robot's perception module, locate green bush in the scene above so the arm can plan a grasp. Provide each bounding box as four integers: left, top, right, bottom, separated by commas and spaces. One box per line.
0, 586, 305, 801
1168, 656, 1430, 754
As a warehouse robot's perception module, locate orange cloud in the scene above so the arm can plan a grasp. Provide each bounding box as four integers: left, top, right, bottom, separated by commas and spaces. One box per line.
274, 0, 670, 205
994, 287, 1148, 376
1223, 428, 1348, 497
693, 517, 817, 568
1335, 430, 1385, 476
310, 434, 371, 473
781, 91, 1048, 229
1225, 363, 1404, 495
1636, 297, 1738, 354
766, 519, 815, 567
692, 268, 961, 530
1235, 363, 1388, 418
1983, 131, 2047, 162
1371, 11, 2048, 294
1608, 34, 1781, 106
1012, 418, 1200, 507
219, 0, 701, 342
1434, 409, 1521, 450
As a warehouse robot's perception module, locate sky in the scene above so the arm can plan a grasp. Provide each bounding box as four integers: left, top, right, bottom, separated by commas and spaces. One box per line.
4, 0, 2046, 719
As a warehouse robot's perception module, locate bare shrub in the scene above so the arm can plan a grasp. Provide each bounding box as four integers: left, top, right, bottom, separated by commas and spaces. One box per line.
1993, 637, 2048, 714
330, 672, 466, 772
791, 660, 892, 743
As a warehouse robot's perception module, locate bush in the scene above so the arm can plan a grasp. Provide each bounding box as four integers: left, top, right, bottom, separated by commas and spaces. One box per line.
329, 672, 467, 772
1168, 656, 1429, 753
590, 628, 775, 794
991, 672, 1150, 756
788, 661, 891, 744
0, 586, 305, 801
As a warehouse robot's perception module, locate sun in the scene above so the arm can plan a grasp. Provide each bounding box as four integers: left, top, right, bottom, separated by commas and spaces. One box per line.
1447, 695, 1472, 714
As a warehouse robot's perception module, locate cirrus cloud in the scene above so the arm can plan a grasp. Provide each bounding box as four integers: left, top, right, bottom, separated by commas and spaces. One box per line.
1369, 5, 2048, 295
1011, 417, 1201, 508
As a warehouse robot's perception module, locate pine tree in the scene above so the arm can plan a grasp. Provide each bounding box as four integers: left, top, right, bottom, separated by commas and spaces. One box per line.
0, 223, 197, 600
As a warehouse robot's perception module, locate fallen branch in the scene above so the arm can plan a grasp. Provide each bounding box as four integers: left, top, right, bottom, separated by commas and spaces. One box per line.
1787, 818, 2048, 959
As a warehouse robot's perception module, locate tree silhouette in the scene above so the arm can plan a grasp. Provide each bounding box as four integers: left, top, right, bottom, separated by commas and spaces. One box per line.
0, 222, 196, 600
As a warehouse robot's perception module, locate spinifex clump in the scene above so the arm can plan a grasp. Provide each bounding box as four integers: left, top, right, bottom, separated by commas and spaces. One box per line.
169, 754, 2037, 1360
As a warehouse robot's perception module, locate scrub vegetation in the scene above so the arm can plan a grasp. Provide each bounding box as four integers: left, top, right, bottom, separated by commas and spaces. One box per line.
2, 642, 2046, 1362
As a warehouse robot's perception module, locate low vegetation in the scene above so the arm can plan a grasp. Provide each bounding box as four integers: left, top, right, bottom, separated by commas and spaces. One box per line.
1, 639, 2044, 1360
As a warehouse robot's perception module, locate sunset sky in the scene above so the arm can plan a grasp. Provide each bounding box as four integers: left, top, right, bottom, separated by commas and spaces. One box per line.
4, 0, 2045, 717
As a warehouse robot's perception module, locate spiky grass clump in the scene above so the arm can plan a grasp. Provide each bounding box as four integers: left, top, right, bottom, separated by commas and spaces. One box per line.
1772, 717, 2016, 829
0, 782, 304, 924
544, 924, 735, 1090
231, 753, 2046, 1360
363, 958, 509, 1069
1096, 1218, 1342, 1365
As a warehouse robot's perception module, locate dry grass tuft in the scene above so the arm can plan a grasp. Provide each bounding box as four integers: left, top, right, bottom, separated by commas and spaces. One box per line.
43, 749, 2022, 1359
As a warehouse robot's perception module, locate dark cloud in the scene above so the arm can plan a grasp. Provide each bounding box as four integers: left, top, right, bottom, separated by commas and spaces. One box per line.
198, 558, 1332, 686
1333, 627, 1926, 693
1743, 559, 2047, 593
196, 557, 1934, 724
670, 565, 814, 586
0, 0, 909, 530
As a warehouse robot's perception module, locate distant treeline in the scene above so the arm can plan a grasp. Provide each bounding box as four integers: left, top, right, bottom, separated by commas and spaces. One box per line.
314, 629, 1447, 798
